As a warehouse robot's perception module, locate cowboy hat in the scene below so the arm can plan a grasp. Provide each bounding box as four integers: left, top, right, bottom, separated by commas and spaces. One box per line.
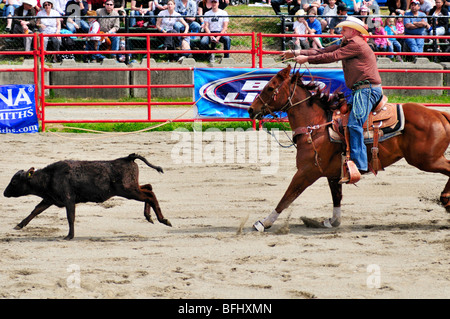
295, 9, 306, 16
336, 16, 368, 35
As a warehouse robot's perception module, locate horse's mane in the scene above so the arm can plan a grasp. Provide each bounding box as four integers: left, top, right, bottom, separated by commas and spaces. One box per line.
291, 71, 345, 112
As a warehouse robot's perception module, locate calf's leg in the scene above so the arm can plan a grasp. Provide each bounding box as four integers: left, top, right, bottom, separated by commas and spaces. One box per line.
64, 202, 76, 240
15, 199, 52, 230
139, 184, 171, 227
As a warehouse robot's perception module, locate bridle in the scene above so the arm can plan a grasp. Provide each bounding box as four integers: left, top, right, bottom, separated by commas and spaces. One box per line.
256, 74, 335, 173
256, 77, 312, 118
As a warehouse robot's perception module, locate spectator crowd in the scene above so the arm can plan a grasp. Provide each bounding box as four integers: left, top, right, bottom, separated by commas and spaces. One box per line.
0, 0, 448, 63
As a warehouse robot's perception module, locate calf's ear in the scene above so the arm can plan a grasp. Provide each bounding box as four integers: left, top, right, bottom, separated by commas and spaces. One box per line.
26, 167, 35, 178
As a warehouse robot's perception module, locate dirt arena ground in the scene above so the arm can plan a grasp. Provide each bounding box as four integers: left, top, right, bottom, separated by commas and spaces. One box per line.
0, 126, 449, 299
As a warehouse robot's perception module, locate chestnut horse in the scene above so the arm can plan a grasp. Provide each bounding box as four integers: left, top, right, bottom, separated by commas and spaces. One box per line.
248, 65, 450, 231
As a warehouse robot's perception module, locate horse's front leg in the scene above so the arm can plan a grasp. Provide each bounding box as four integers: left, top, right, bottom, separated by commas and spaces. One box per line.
253, 169, 320, 232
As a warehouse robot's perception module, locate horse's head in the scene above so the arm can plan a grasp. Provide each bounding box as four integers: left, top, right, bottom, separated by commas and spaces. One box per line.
248, 65, 293, 120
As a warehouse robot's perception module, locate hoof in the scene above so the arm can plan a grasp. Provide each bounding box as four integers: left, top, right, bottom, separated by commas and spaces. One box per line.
14, 225, 22, 230
253, 221, 271, 232
253, 221, 265, 232
64, 235, 74, 240
161, 219, 172, 227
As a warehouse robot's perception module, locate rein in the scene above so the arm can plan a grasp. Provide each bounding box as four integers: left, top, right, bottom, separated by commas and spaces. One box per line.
258, 75, 335, 173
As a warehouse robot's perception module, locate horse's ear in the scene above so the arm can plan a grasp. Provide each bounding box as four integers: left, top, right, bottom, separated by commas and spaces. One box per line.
279, 64, 291, 79
291, 70, 300, 84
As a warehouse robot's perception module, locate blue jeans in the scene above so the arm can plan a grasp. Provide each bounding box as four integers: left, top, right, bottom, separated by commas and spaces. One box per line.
200, 32, 231, 58
404, 37, 424, 53
66, 20, 90, 33
129, 10, 156, 27
174, 21, 201, 42
4, 4, 19, 16
109, 34, 120, 59
348, 86, 383, 171
85, 40, 105, 61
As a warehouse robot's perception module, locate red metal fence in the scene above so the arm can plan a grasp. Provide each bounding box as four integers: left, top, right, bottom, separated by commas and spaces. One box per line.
1, 32, 449, 131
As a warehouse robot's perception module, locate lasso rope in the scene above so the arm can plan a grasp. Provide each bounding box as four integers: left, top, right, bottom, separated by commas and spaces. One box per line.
47, 57, 297, 140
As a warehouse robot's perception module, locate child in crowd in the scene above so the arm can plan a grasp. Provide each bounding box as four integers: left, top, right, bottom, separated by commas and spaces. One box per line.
373, 17, 394, 58
384, 15, 403, 61
84, 10, 105, 63
321, 0, 337, 32
396, 14, 405, 35
306, 8, 323, 49
293, 9, 310, 50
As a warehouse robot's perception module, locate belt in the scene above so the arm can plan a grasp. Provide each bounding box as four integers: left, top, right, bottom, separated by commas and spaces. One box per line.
352, 83, 382, 91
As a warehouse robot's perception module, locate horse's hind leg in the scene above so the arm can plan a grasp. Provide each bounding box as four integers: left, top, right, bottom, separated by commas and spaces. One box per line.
325, 177, 343, 227
300, 177, 343, 228
411, 155, 450, 212
430, 157, 450, 212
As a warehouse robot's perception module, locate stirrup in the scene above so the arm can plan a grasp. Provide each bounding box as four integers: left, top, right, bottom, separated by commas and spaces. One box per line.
339, 160, 361, 184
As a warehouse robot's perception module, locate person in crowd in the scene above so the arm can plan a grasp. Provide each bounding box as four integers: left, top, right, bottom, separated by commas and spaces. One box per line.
53, 0, 69, 15
341, 0, 362, 15
359, 5, 370, 27
83, 10, 106, 62
3, 0, 22, 32
292, 9, 310, 49
362, 0, 379, 14
281, 16, 383, 177
301, 0, 324, 15
36, 0, 62, 62
197, 0, 212, 28
155, 0, 190, 62
321, 0, 337, 32
64, 0, 89, 33
372, 17, 393, 58
418, 0, 433, 14
129, 0, 156, 27
387, 0, 406, 15
306, 8, 323, 48
10, 0, 38, 51
359, 5, 377, 51
87, 0, 104, 10
174, 0, 201, 37
328, 3, 348, 45
384, 15, 403, 61
154, 0, 169, 15
200, 0, 230, 64
96, 0, 120, 60
113, 0, 126, 14
218, 0, 228, 9
271, 0, 300, 16
404, 0, 428, 54
427, 0, 448, 36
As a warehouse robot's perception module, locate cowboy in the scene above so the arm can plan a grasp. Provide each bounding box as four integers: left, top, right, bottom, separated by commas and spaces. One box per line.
281, 16, 383, 182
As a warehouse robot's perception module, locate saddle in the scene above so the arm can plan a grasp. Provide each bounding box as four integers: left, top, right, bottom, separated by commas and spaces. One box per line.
328, 95, 405, 184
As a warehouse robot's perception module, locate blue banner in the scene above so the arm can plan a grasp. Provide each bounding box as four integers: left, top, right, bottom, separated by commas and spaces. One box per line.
194, 68, 351, 119
0, 85, 39, 133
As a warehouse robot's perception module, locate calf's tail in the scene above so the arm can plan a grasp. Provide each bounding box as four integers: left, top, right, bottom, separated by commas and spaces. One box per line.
127, 153, 164, 174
